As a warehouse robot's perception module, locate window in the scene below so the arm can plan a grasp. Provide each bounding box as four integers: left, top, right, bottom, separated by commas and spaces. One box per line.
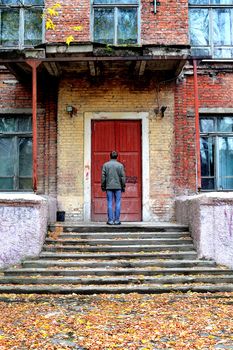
0, 0, 44, 48
189, 0, 233, 58
93, 0, 139, 45
0, 116, 32, 191
200, 116, 233, 190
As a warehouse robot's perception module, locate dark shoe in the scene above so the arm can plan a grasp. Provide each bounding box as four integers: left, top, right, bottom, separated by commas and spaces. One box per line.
107, 221, 114, 225
114, 221, 121, 225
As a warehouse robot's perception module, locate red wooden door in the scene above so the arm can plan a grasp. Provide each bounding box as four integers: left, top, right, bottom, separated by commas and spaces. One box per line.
91, 120, 142, 222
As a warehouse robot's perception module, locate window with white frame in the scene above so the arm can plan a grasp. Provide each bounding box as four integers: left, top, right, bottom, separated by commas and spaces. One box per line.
200, 116, 233, 190
0, 0, 44, 49
189, 0, 233, 58
0, 115, 32, 191
93, 0, 139, 45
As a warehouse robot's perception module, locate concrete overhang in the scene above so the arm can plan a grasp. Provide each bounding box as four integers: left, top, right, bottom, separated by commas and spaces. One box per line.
0, 43, 190, 80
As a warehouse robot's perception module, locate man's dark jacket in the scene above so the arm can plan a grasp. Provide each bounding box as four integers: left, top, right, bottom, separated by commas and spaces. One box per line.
101, 159, 126, 191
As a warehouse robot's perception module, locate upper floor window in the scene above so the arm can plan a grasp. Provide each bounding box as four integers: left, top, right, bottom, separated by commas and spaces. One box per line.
200, 116, 233, 190
0, 0, 44, 49
93, 0, 139, 45
189, 0, 233, 58
0, 115, 32, 191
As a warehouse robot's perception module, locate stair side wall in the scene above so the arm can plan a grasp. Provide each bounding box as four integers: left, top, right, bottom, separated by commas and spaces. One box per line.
176, 193, 233, 268
0, 194, 48, 268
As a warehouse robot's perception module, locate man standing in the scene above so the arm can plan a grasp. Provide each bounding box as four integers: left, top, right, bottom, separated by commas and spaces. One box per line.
101, 151, 126, 225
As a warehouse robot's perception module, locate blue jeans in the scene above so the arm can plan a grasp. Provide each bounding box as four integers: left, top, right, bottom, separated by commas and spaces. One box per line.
106, 190, 122, 223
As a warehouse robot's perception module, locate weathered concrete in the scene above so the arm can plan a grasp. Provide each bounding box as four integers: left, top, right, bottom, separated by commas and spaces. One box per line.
0, 194, 48, 268
176, 193, 233, 268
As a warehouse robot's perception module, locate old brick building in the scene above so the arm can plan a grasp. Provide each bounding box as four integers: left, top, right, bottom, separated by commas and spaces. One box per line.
0, 0, 233, 226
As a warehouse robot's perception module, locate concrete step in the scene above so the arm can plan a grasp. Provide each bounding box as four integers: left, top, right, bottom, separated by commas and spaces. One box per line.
56, 232, 191, 239
22, 259, 216, 269
42, 244, 195, 252
49, 223, 189, 233
45, 238, 193, 246
1, 284, 233, 294
4, 267, 228, 277
1, 275, 233, 285
2, 223, 232, 295
39, 251, 198, 260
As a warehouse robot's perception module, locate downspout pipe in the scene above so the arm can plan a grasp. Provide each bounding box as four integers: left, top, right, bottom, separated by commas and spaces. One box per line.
26, 60, 41, 192
193, 59, 201, 191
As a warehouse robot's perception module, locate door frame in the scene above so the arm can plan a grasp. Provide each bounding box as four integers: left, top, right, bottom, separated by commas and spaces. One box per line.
84, 112, 150, 222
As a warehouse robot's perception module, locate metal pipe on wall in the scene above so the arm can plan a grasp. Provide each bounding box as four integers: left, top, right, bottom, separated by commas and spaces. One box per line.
193, 59, 201, 191
26, 60, 41, 192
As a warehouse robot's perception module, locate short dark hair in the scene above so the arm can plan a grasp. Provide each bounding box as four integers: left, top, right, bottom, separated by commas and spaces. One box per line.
110, 151, 118, 159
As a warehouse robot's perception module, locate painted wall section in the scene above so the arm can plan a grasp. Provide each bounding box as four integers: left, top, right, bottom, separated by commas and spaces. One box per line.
176, 193, 233, 269
0, 194, 48, 268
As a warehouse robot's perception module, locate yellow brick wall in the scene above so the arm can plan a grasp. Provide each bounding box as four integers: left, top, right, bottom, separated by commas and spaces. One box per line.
57, 76, 175, 221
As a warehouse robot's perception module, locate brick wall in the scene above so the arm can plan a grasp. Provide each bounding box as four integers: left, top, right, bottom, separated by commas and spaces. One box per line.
45, 0, 90, 43
45, 0, 189, 46
187, 71, 233, 110
141, 0, 189, 45
174, 65, 233, 195
2, 64, 233, 222
0, 67, 33, 109
57, 75, 176, 221
0, 67, 58, 213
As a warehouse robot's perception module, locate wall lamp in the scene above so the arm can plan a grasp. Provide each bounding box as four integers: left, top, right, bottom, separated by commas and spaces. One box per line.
66, 105, 77, 117
154, 105, 167, 118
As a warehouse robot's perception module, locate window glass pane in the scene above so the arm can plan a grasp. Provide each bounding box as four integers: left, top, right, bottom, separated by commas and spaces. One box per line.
189, 9, 209, 46
0, 0, 44, 4
0, 117, 17, 132
191, 47, 211, 57
19, 178, 32, 190
24, 9, 43, 46
0, 138, 14, 176
201, 178, 215, 189
218, 117, 233, 132
211, 0, 233, 4
18, 117, 32, 132
189, 0, 233, 3
189, 0, 209, 3
0, 1, 19, 4
19, 138, 32, 177
0, 10, 19, 46
218, 137, 233, 189
118, 8, 137, 44
94, 0, 138, 3
200, 118, 215, 132
0, 178, 13, 190
201, 137, 215, 177
213, 9, 233, 46
24, 0, 44, 5
214, 47, 233, 58
94, 8, 114, 44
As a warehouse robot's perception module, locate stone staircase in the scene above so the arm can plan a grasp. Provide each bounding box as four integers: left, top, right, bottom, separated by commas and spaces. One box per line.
1, 223, 233, 294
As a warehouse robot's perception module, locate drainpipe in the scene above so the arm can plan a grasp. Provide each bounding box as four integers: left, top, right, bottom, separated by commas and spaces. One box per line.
26, 60, 41, 192
193, 59, 201, 191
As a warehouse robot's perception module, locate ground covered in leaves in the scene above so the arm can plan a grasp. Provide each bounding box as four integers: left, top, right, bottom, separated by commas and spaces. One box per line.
0, 293, 233, 349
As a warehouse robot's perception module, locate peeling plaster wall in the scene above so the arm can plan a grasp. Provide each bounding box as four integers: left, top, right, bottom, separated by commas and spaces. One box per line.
0, 194, 48, 268
176, 193, 233, 268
